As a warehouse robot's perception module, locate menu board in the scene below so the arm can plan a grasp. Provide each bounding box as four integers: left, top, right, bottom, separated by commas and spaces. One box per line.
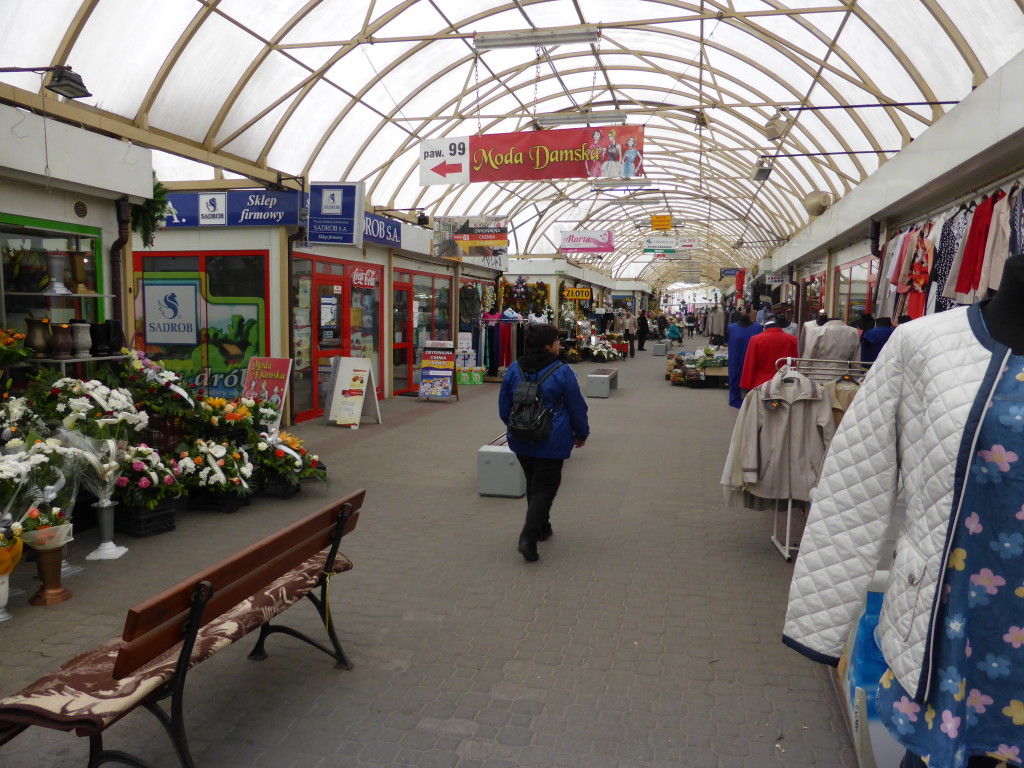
324, 357, 381, 429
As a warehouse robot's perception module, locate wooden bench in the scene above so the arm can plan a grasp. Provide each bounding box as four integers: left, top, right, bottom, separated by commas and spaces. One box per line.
586, 367, 619, 398
0, 489, 366, 768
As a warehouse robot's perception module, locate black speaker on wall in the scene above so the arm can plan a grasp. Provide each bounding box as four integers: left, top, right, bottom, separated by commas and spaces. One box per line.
869, 218, 881, 256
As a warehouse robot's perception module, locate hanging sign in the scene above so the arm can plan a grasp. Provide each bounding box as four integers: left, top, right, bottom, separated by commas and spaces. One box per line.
419, 340, 457, 402
420, 126, 645, 185
650, 215, 672, 230
324, 357, 381, 428
433, 217, 509, 270
559, 230, 614, 253
163, 190, 302, 227
143, 282, 199, 345
720, 267, 741, 278
307, 183, 364, 246
362, 212, 402, 247
562, 287, 592, 300
643, 235, 699, 253
241, 357, 292, 428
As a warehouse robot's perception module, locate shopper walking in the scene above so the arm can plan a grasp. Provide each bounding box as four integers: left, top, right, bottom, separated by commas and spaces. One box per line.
685, 312, 697, 338
656, 312, 668, 341
498, 324, 589, 563
636, 310, 649, 351
622, 310, 638, 358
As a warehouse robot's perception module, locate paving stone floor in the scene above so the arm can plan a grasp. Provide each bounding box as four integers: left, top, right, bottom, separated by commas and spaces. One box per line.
0, 340, 857, 767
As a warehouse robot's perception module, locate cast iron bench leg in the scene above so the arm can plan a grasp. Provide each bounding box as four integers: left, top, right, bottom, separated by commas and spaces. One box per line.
88, 734, 157, 768
247, 586, 353, 670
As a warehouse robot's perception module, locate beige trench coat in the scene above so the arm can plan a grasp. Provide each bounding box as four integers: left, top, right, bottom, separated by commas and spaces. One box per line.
739, 371, 836, 502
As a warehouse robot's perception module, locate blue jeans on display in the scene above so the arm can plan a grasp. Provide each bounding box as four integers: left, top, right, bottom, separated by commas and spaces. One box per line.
515, 455, 564, 541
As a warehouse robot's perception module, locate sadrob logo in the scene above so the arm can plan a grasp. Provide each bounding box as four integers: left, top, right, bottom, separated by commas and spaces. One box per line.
320, 188, 344, 215
206, 197, 218, 212
157, 292, 180, 319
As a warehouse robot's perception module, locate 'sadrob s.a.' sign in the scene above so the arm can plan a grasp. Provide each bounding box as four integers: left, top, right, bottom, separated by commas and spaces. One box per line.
143, 283, 199, 345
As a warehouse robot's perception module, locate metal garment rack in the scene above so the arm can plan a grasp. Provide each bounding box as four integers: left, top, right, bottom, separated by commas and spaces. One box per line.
767, 357, 870, 561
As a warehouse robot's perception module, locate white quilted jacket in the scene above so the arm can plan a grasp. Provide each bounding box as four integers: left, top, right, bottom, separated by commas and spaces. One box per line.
783, 304, 1011, 699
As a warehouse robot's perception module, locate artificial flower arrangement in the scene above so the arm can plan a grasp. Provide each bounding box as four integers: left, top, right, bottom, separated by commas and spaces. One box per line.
0, 328, 32, 367
17, 503, 72, 551
0, 518, 23, 575
0, 395, 48, 439
30, 377, 149, 440
114, 444, 183, 511
117, 348, 196, 419
175, 438, 254, 497
250, 429, 324, 487
588, 338, 624, 362
189, 396, 255, 443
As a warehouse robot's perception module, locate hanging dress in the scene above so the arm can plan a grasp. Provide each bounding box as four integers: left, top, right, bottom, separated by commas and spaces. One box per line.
877, 352, 1024, 767
725, 321, 763, 409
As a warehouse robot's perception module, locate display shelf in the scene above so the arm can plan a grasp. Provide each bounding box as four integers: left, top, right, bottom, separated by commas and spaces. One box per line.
32, 354, 128, 376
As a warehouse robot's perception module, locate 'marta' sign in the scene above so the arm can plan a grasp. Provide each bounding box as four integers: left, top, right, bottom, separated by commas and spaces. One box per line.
307, 183, 364, 246
559, 230, 614, 254
363, 212, 402, 247
164, 190, 301, 227
562, 287, 592, 300
143, 282, 199, 345
420, 126, 645, 185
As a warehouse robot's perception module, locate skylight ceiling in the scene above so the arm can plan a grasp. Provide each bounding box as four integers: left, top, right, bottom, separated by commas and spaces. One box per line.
2, 0, 1023, 286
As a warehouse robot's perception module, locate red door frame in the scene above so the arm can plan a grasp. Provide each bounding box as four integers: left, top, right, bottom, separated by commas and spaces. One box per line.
392, 279, 414, 395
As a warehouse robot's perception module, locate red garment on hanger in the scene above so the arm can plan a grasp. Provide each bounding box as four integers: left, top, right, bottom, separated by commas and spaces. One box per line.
740, 327, 798, 391
954, 192, 1002, 294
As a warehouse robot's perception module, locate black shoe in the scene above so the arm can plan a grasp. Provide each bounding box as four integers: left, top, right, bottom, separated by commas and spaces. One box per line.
537, 525, 553, 542
518, 537, 539, 562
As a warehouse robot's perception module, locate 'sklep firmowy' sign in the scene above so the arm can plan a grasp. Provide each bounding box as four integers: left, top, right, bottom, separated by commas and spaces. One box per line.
164, 190, 301, 227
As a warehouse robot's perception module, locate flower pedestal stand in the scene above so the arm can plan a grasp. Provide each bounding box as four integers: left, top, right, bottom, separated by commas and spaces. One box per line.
30, 547, 72, 605
85, 500, 128, 560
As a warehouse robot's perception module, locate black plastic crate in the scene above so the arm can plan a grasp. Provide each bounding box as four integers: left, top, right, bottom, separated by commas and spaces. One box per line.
114, 498, 181, 537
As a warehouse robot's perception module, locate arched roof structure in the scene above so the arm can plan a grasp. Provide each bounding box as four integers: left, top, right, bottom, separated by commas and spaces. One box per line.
4, 0, 1024, 287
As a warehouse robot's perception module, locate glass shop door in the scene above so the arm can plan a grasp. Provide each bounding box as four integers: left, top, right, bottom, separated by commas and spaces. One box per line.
313, 277, 349, 416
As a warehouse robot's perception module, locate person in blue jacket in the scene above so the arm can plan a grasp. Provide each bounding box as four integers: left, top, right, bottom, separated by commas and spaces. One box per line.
499, 324, 590, 562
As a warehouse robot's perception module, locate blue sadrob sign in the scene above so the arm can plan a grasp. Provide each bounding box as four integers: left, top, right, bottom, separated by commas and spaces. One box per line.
720, 267, 741, 278
163, 190, 301, 227
363, 212, 401, 247
307, 183, 364, 246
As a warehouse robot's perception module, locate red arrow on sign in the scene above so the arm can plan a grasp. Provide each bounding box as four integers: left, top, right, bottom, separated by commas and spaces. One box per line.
431, 161, 463, 177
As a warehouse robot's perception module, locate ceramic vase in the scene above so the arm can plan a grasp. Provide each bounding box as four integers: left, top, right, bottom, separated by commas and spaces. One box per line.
105, 319, 125, 353
89, 322, 110, 356
70, 321, 92, 358
43, 252, 71, 295
50, 323, 73, 359
25, 317, 51, 358
70, 252, 92, 294
30, 547, 72, 605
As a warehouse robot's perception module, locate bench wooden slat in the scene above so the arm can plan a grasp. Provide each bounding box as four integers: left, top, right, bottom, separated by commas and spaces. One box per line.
122, 491, 362, 642
113, 491, 363, 679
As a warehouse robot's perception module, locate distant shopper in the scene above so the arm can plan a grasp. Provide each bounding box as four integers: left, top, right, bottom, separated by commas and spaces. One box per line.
622, 310, 638, 358
499, 324, 590, 563
685, 313, 697, 338
656, 312, 668, 341
637, 311, 650, 351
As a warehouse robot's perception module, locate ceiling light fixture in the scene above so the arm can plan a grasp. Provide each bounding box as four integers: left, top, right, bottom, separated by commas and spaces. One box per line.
802, 191, 832, 216
591, 178, 653, 189
749, 158, 773, 182
474, 25, 600, 50
0, 64, 91, 98
535, 110, 627, 127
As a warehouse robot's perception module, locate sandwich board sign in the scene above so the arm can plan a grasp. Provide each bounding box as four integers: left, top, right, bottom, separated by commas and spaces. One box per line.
324, 357, 381, 428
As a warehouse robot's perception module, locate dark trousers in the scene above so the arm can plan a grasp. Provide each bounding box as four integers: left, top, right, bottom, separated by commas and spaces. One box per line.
516, 455, 564, 541
637, 331, 647, 350
624, 331, 635, 357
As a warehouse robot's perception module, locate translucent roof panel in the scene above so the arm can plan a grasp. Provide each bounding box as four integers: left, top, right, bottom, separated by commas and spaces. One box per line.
5, 0, 1024, 284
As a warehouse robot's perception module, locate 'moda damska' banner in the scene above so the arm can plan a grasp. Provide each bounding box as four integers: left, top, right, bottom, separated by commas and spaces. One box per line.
420, 126, 645, 185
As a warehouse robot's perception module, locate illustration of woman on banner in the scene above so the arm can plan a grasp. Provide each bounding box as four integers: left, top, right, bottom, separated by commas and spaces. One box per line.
587, 129, 605, 177
600, 129, 623, 177
623, 135, 643, 178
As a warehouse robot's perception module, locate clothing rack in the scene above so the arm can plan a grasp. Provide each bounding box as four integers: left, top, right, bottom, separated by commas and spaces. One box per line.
762, 358, 867, 560
775, 356, 870, 383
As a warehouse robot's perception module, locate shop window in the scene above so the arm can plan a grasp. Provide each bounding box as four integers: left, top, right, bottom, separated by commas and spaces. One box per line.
833, 256, 878, 324
207, 254, 265, 297
316, 262, 345, 275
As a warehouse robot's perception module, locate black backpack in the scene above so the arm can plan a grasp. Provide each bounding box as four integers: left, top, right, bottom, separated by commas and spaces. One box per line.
507, 362, 563, 444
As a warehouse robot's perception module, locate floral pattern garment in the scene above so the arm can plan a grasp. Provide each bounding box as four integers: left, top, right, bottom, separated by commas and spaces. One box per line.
878, 358, 1024, 767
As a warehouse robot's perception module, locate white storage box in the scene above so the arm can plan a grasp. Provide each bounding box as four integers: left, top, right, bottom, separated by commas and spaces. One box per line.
477, 443, 526, 497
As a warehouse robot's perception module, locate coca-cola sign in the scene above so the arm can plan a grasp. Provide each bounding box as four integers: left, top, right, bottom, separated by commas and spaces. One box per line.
351, 267, 380, 288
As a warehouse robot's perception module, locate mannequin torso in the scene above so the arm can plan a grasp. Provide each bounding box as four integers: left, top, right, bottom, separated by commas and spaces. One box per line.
981, 253, 1024, 353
